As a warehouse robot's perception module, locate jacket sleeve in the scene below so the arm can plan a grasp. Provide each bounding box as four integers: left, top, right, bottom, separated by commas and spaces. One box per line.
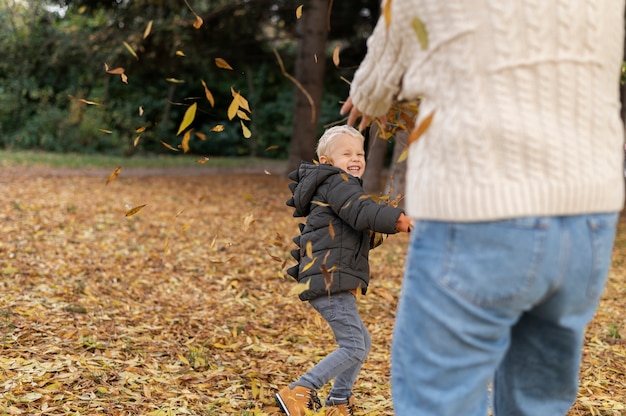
326, 176, 403, 234
349, 0, 413, 117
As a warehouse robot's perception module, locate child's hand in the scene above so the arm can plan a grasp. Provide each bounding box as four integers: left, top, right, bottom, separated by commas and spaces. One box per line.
396, 213, 413, 233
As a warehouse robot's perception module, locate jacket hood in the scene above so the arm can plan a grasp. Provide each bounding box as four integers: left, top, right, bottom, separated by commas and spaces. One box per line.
287, 162, 358, 217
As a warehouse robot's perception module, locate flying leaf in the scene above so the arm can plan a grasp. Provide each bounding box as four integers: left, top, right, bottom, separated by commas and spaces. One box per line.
328, 221, 335, 239
195, 132, 207, 140
121, 73, 128, 84
143, 20, 153, 39
197, 156, 210, 164
211, 125, 224, 132
105, 66, 125, 75
161, 140, 179, 152
177, 102, 197, 135
332, 44, 340, 67
77, 98, 101, 106
123, 41, 139, 60
231, 87, 251, 112
133, 136, 141, 147
99, 129, 113, 134
125, 204, 146, 217
340, 173, 349, 182
383, 0, 392, 26
237, 110, 251, 121
135, 126, 146, 133
139, 106, 144, 116
176, 50, 186, 57
105, 166, 121, 185
397, 148, 408, 163
411, 16, 429, 50
296, 5, 303, 19
201, 80, 215, 107
301, 257, 317, 273
305, 241, 313, 259
181, 129, 192, 153
312, 200, 330, 207
166, 78, 185, 84
193, 15, 203, 29
265, 145, 279, 151
215, 58, 233, 70
243, 213, 255, 231
288, 279, 311, 296
407, 110, 435, 145
227, 99, 239, 121
240, 121, 252, 138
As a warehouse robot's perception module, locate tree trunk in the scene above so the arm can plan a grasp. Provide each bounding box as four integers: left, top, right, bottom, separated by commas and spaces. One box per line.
362, 124, 388, 194
384, 130, 408, 209
286, 0, 330, 174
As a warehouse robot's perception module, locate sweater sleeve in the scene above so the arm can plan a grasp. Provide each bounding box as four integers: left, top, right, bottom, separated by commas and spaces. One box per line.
349, 0, 414, 117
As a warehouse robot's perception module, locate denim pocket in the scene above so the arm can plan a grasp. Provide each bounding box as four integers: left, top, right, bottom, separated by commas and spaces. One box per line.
437, 218, 548, 307
585, 214, 618, 299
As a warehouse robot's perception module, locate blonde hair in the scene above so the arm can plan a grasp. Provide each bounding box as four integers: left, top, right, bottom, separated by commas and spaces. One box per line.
316, 125, 365, 160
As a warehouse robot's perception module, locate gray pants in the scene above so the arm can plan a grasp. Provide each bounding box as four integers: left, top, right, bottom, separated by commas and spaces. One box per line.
294, 292, 372, 401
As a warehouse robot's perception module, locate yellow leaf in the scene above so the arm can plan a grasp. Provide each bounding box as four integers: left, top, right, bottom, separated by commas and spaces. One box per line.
301, 257, 317, 273
240, 121, 252, 138
175, 50, 186, 57
135, 126, 146, 133
383, 0, 392, 26
76, 98, 101, 106
121, 73, 128, 84
311, 200, 330, 207
243, 213, 255, 231
332, 44, 340, 67
143, 20, 153, 39
328, 221, 335, 239
177, 102, 197, 135
237, 110, 251, 121
215, 58, 233, 70
296, 5, 303, 19
289, 279, 311, 296
125, 204, 146, 217
197, 156, 210, 164
99, 129, 113, 134
265, 145, 279, 151
340, 172, 349, 182
211, 124, 224, 132
163, 238, 170, 256
160, 140, 179, 152
193, 15, 203, 29
133, 136, 141, 147
232, 87, 251, 112
305, 241, 313, 258
123, 41, 139, 60
201, 80, 215, 107
411, 16, 429, 50
407, 110, 435, 145
139, 106, 144, 116
195, 132, 207, 140
397, 148, 408, 163
181, 129, 192, 153
227, 97, 239, 120
165, 78, 185, 84
105, 166, 121, 185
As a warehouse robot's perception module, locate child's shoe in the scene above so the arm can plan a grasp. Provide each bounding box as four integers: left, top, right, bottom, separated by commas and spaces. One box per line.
275, 385, 321, 416
325, 395, 355, 416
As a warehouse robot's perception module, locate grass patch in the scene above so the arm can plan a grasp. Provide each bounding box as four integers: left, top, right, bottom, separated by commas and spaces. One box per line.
0, 149, 286, 170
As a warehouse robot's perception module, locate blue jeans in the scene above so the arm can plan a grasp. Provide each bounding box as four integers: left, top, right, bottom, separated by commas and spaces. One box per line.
294, 292, 372, 402
391, 214, 618, 416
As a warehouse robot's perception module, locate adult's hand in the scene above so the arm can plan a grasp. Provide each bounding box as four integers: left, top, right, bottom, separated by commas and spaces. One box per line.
340, 97, 371, 131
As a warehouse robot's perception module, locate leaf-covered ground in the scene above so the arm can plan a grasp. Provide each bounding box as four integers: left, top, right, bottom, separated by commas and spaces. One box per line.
1, 166, 624, 416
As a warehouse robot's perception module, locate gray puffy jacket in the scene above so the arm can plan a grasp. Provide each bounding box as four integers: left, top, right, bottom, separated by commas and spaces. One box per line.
286, 162, 404, 301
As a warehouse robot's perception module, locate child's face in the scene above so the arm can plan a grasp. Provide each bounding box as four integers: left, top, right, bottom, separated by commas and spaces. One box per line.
319, 133, 366, 178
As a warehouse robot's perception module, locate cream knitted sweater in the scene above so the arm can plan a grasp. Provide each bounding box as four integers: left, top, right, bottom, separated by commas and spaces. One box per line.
350, 0, 625, 221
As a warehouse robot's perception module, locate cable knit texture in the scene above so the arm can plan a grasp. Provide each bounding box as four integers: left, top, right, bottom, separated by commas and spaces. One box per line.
350, 0, 625, 221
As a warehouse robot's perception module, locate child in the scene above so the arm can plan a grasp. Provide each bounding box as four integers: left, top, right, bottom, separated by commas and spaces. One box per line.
277, 125, 411, 416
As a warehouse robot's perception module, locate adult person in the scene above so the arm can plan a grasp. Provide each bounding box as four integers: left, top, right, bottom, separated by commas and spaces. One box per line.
341, 1, 625, 415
